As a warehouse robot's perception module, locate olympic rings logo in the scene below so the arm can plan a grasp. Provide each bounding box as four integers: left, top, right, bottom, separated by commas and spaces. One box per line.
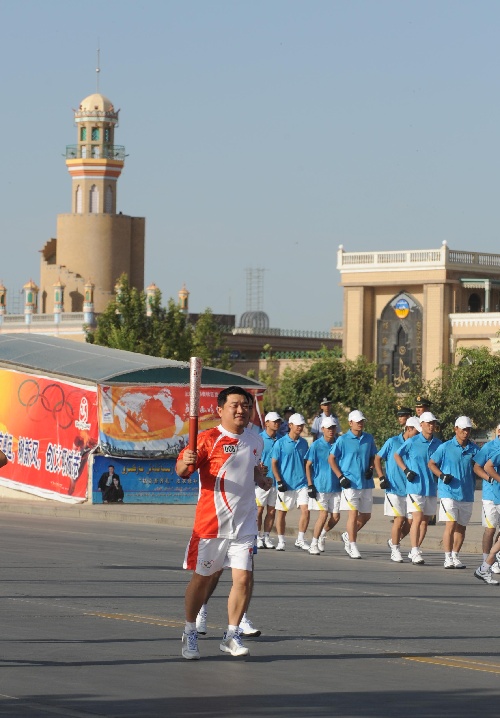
18, 380, 77, 430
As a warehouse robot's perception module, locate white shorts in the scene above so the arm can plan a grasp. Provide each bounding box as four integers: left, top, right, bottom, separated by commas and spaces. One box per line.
384, 493, 408, 518
255, 486, 277, 508
340, 488, 373, 514
407, 493, 437, 516
482, 500, 500, 529
183, 534, 254, 575
438, 498, 473, 525
309, 491, 341, 513
275, 486, 309, 511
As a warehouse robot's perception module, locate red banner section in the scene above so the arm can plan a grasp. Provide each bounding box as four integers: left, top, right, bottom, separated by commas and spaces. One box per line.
0, 370, 98, 502
98, 384, 265, 457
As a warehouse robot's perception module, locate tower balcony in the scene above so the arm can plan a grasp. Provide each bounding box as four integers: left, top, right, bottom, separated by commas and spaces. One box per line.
65, 145, 126, 161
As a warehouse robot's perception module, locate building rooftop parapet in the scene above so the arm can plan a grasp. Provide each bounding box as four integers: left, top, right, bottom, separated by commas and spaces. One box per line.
232, 327, 341, 339
1, 313, 85, 325
449, 312, 500, 328
337, 244, 500, 275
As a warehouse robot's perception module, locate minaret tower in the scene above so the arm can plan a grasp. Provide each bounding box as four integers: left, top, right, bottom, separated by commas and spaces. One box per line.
66, 94, 123, 214
39, 66, 145, 315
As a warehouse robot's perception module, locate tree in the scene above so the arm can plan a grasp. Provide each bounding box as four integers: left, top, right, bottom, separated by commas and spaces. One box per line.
86, 275, 154, 354
429, 347, 500, 438
86, 275, 229, 367
278, 348, 348, 420
191, 308, 231, 370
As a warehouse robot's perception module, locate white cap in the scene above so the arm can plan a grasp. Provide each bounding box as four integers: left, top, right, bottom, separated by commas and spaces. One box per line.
455, 415, 472, 429
288, 413, 306, 426
419, 411, 437, 423
348, 410, 366, 422
265, 411, 282, 422
405, 416, 422, 432
321, 416, 338, 429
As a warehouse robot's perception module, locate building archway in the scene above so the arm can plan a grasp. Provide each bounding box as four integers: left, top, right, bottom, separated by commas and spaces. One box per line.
377, 292, 423, 391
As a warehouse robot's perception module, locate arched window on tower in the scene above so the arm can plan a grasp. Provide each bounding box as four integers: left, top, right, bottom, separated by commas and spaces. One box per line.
89, 185, 99, 214
105, 185, 113, 213
75, 185, 82, 214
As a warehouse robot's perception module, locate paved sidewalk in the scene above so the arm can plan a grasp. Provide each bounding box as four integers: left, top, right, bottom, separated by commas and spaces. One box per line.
0, 489, 488, 554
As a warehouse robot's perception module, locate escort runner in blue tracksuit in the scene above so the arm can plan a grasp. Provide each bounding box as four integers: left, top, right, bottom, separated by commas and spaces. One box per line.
374, 416, 421, 563
472, 424, 500, 568
271, 413, 309, 552
256, 411, 282, 549
428, 416, 479, 570
329, 410, 377, 560
395, 411, 442, 565
305, 416, 340, 555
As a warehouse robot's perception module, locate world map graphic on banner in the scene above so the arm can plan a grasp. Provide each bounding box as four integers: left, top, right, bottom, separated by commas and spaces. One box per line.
98, 384, 264, 457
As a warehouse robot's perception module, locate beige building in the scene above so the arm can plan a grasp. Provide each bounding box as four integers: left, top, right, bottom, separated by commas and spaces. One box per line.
39, 92, 145, 314
338, 242, 500, 388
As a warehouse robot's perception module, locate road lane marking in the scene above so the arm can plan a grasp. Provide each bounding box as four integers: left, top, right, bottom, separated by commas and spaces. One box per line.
84, 611, 185, 627
405, 656, 500, 674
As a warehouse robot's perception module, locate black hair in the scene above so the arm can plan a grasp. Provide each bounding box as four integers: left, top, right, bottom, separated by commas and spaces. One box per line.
217, 386, 252, 408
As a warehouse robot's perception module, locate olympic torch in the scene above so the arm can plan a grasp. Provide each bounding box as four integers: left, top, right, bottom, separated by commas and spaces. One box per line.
189, 356, 203, 452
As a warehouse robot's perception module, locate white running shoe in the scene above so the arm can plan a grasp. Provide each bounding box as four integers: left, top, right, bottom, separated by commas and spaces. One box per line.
263, 536, 275, 549
491, 561, 500, 574
453, 557, 466, 569
276, 541, 285, 551
295, 538, 310, 550
390, 547, 403, 563
239, 617, 261, 637
182, 630, 200, 660
443, 556, 454, 569
474, 567, 499, 585
309, 544, 321, 555
411, 549, 425, 565
348, 544, 361, 559
256, 536, 265, 549
220, 631, 249, 656
196, 608, 208, 635
318, 535, 326, 552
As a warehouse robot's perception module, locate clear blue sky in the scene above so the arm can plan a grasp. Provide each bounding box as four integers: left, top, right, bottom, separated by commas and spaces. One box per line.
1, 0, 499, 330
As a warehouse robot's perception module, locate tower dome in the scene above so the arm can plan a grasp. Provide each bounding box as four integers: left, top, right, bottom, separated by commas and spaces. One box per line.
75, 93, 119, 123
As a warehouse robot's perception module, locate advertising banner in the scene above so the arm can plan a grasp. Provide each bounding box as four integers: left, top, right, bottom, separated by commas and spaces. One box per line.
98, 384, 265, 457
0, 369, 98, 503
92, 454, 199, 504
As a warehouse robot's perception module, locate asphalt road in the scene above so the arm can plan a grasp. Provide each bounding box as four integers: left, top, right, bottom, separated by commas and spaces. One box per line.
0, 514, 499, 717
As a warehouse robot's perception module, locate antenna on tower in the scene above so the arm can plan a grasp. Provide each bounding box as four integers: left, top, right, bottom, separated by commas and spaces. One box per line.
96, 40, 101, 92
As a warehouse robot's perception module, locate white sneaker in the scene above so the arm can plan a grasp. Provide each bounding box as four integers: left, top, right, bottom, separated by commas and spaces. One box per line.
263, 536, 275, 549
295, 538, 310, 550
239, 617, 261, 637
318, 535, 326, 552
453, 556, 466, 569
196, 608, 207, 635
411, 549, 425, 565
182, 630, 200, 660
491, 561, 500, 574
390, 547, 403, 563
276, 541, 285, 551
474, 567, 499, 585
444, 556, 454, 569
309, 544, 321, 555
348, 544, 361, 559
220, 631, 249, 656
256, 536, 264, 549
